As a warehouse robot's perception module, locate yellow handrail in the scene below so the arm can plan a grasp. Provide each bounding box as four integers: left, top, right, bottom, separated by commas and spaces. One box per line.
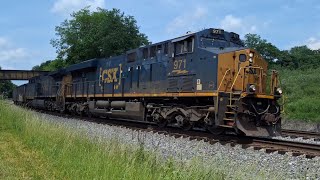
230, 67, 243, 91
270, 70, 279, 94
217, 68, 231, 92
215, 68, 231, 119
230, 66, 264, 93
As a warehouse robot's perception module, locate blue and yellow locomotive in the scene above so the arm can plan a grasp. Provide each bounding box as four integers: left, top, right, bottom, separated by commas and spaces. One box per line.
13, 28, 282, 137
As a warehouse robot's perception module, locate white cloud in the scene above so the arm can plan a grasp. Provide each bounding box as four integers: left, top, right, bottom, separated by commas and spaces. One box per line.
286, 37, 320, 50
220, 15, 242, 30
0, 37, 10, 48
220, 15, 258, 36
306, 37, 320, 50
193, 6, 207, 19
51, 0, 105, 15
0, 37, 30, 66
166, 7, 208, 34
0, 48, 28, 62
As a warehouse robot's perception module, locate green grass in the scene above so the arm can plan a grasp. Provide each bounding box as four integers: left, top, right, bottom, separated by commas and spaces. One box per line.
0, 101, 224, 180
278, 68, 320, 122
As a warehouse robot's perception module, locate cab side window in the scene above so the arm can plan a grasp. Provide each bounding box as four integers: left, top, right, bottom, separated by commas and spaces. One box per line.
174, 37, 194, 55
164, 42, 169, 55
127, 52, 137, 63
150, 46, 157, 58
157, 44, 162, 54
142, 48, 148, 59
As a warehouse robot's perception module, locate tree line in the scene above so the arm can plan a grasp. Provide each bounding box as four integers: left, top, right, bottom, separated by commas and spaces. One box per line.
244, 34, 320, 69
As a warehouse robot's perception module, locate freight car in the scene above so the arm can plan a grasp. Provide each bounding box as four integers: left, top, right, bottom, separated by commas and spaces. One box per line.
13, 28, 282, 137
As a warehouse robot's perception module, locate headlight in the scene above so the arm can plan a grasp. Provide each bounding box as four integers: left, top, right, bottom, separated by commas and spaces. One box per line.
249, 52, 254, 57
249, 84, 256, 92
249, 58, 253, 63
276, 87, 282, 95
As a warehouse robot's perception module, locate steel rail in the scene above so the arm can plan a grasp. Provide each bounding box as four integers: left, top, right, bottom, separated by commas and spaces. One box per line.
282, 129, 320, 140
251, 137, 320, 158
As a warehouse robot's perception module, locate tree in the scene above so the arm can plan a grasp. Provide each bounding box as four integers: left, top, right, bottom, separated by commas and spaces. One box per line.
0, 66, 16, 98
243, 34, 282, 63
277, 50, 298, 69
288, 45, 320, 69
32, 59, 65, 71
243, 34, 320, 69
32, 60, 52, 70
51, 8, 149, 65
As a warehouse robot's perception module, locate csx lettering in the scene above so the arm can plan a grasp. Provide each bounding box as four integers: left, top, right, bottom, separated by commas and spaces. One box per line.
102, 68, 118, 83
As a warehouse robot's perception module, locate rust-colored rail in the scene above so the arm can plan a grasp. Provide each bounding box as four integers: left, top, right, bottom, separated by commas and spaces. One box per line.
250, 137, 320, 158
282, 129, 320, 140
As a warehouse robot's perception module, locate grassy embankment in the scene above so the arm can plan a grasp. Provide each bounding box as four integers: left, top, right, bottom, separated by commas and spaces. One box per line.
0, 101, 223, 179
278, 68, 320, 122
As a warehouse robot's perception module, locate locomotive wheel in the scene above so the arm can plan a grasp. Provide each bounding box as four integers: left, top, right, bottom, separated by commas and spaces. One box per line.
153, 113, 167, 128
156, 118, 167, 128
70, 106, 77, 116
205, 124, 224, 135
182, 121, 194, 131
79, 110, 85, 117
87, 111, 93, 118
174, 113, 193, 131
80, 106, 89, 117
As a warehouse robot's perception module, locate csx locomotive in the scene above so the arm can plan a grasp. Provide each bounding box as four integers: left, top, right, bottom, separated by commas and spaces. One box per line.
13, 28, 282, 137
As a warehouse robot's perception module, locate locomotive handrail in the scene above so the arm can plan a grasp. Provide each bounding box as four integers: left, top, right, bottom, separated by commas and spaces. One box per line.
270, 70, 279, 94
230, 67, 243, 91
217, 68, 231, 92
215, 68, 231, 119
230, 66, 264, 93
228, 66, 264, 106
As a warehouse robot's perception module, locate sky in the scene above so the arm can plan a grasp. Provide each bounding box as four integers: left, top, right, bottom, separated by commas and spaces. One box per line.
1, 0, 320, 71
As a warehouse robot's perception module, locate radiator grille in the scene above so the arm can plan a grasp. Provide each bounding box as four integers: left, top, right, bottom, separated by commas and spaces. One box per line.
181, 76, 194, 92
167, 75, 195, 92
167, 78, 179, 92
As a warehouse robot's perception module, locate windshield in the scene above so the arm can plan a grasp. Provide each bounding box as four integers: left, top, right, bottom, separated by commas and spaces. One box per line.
199, 37, 243, 48
200, 37, 229, 48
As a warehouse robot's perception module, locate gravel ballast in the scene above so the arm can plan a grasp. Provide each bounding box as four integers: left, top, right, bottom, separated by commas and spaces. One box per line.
282, 120, 320, 133
34, 112, 320, 179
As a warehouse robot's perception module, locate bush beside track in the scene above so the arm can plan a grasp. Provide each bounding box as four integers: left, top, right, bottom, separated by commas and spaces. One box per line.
0, 100, 223, 179
279, 68, 320, 123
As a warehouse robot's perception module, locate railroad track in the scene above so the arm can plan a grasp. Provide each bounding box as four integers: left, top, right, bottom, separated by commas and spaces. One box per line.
29, 108, 320, 159
249, 137, 320, 159
148, 129, 320, 159
282, 129, 320, 140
